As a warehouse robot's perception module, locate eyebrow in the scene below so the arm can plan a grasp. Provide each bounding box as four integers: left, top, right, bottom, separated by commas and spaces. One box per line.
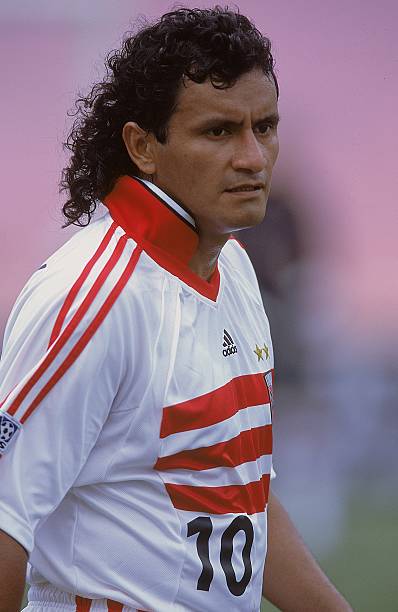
196, 112, 281, 129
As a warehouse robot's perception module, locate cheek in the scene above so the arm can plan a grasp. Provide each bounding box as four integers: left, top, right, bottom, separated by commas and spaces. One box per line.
156, 150, 188, 188
271, 136, 280, 164
156, 140, 223, 200
180, 154, 217, 191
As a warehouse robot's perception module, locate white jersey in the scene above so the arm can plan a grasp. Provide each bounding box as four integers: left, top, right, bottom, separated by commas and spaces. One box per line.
0, 176, 274, 612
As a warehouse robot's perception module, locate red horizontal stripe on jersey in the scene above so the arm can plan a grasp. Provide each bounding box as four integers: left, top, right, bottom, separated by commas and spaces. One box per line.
155, 424, 272, 471
165, 474, 270, 515
107, 600, 123, 611
160, 373, 269, 438
19, 248, 142, 424
49, 221, 117, 347
75, 596, 92, 611
7, 234, 128, 418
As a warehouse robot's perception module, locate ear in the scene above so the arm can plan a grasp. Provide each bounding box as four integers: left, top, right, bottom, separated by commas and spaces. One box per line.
122, 122, 157, 176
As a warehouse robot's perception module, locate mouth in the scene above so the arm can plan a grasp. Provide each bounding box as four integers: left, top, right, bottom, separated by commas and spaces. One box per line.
225, 184, 264, 193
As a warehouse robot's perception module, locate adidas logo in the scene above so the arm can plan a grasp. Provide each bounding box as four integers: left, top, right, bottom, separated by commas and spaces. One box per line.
222, 329, 238, 357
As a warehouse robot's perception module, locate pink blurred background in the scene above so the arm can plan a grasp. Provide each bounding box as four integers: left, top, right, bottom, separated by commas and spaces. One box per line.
1, 2, 397, 609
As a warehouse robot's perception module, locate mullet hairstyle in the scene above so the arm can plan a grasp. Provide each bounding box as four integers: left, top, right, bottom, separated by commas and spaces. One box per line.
61, 6, 279, 226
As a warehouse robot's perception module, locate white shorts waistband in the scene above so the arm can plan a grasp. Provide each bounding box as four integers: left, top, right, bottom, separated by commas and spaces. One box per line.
26, 583, 146, 611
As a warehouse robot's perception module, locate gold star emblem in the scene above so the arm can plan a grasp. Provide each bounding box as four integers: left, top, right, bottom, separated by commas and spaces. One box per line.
254, 344, 264, 361
262, 344, 270, 360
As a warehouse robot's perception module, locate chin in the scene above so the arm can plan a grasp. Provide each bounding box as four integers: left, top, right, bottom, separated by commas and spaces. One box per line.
231, 204, 268, 232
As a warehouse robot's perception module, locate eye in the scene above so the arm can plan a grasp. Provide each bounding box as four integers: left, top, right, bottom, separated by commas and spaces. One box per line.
207, 126, 229, 137
255, 123, 272, 135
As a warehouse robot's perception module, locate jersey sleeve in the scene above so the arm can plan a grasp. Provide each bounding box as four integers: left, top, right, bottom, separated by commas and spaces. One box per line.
0, 268, 128, 555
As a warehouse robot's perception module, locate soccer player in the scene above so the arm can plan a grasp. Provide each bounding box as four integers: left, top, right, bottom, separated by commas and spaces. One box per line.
0, 8, 352, 612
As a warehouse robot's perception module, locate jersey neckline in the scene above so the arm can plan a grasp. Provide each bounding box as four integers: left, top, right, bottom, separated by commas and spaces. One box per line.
103, 175, 221, 301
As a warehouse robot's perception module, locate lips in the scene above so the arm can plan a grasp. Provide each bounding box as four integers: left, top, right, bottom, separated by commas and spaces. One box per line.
225, 184, 263, 193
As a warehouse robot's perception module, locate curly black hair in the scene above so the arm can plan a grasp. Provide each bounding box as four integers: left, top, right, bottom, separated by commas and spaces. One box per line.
61, 6, 279, 226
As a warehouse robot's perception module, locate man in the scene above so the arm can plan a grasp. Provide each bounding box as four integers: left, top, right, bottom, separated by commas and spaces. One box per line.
0, 7, 351, 612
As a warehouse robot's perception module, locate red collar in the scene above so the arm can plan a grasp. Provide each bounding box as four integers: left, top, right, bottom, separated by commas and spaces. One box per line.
104, 176, 220, 301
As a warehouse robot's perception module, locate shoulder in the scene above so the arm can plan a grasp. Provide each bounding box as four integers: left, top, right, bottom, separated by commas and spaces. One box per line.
219, 236, 262, 301
2, 214, 140, 360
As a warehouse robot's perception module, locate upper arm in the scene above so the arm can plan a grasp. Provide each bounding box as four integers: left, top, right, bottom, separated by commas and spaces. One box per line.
0, 529, 28, 612
0, 272, 127, 553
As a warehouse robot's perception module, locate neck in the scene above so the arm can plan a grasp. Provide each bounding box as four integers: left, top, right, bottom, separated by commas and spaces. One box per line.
189, 233, 228, 281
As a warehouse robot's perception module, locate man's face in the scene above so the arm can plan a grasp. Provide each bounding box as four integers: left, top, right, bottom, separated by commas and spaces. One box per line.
150, 68, 280, 239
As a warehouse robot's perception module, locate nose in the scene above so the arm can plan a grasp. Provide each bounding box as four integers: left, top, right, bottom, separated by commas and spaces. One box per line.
231, 129, 266, 174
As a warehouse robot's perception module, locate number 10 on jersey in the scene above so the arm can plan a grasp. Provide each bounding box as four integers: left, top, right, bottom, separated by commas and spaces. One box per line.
187, 515, 254, 596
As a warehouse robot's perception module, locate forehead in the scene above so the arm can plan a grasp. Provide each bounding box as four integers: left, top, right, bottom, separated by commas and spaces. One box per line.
173, 69, 278, 124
